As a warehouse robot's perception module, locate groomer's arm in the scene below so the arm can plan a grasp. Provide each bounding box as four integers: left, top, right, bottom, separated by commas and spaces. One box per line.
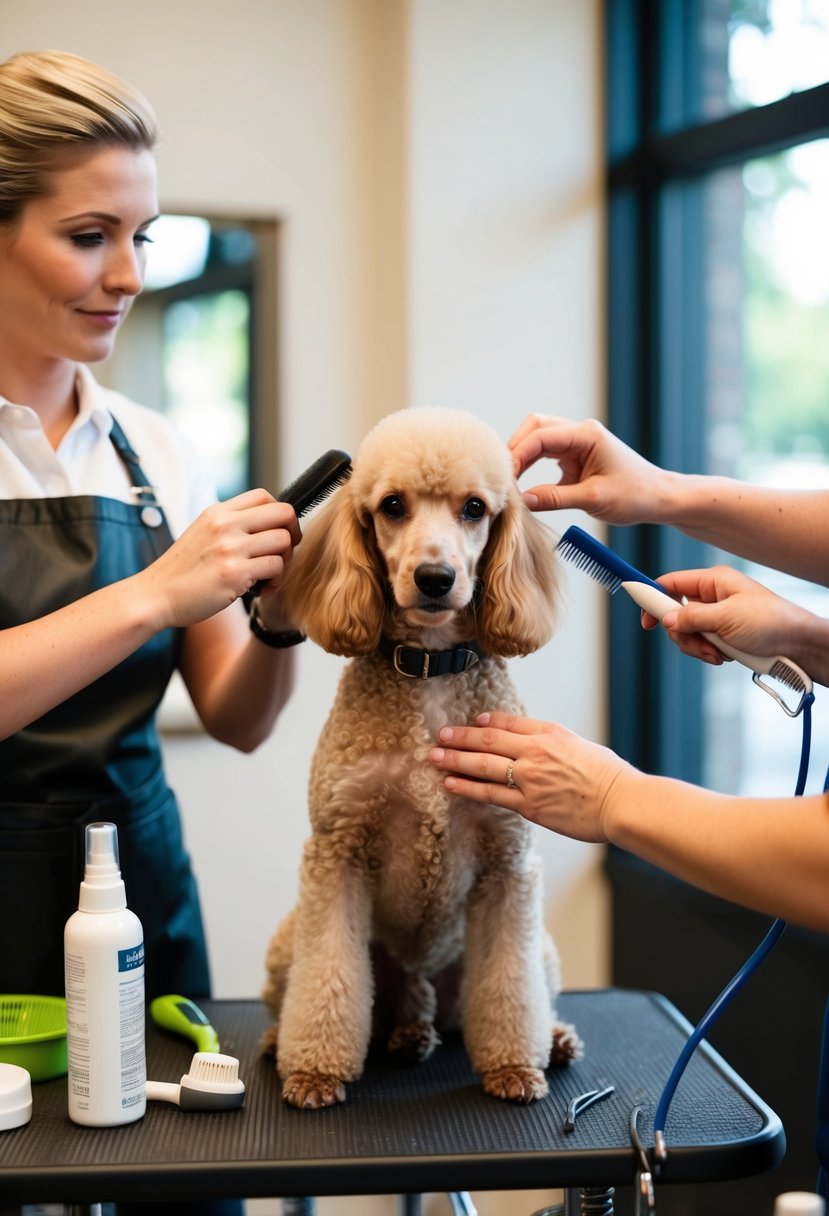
509, 415, 829, 585
606, 765, 829, 935
653, 477, 829, 586
0, 579, 168, 739
430, 712, 829, 935
0, 489, 298, 740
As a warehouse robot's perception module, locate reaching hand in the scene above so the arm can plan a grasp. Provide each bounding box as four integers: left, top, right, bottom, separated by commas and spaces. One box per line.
650, 566, 829, 685
429, 711, 635, 842
508, 414, 670, 524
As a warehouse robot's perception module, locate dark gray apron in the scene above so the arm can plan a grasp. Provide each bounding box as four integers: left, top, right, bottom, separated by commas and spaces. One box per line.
0, 416, 210, 1001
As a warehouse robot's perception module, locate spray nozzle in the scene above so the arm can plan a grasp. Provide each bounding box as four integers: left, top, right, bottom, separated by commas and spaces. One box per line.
85, 822, 121, 874
78, 822, 127, 911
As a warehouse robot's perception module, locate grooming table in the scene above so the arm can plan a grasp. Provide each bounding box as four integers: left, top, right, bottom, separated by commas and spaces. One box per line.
0, 989, 784, 1209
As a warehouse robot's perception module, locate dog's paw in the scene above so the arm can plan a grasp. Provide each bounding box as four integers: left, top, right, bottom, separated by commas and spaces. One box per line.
386, 1019, 441, 1064
550, 1020, 584, 1067
482, 1065, 548, 1104
281, 1071, 347, 1109
260, 1024, 280, 1058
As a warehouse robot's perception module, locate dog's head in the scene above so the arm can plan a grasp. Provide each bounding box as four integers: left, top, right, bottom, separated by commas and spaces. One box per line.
278, 407, 559, 658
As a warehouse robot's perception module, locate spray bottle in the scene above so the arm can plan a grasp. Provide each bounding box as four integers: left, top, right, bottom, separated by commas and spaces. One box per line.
64, 821, 146, 1126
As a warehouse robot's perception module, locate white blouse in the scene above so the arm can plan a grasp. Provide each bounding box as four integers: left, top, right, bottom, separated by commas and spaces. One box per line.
0, 364, 215, 539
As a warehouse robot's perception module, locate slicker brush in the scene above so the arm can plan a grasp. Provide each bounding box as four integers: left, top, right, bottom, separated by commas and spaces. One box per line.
145, 1051, 245, 1111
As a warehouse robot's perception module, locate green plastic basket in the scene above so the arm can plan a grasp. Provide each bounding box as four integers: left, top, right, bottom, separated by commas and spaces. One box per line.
0, 995, 67, 1082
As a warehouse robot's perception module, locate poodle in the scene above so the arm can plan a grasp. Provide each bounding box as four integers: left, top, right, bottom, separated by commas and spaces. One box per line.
262, 407, 582, 1109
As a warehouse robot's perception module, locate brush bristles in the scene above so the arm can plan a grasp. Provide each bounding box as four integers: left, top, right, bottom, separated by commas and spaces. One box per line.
187, 1052, 240, 1084
281, 449, 352, 518
557, 540, 622, 593
294, 462, 352, 516
768, 659, 809, 693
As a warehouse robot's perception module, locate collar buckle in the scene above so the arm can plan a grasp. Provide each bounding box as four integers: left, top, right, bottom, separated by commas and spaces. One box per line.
389, 640, 482, 678
393, 643, 430, 679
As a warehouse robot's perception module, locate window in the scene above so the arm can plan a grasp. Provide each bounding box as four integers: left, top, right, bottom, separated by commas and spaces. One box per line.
98, 213, 280, 733
606, 0, 829, 795
99, 213, 280, 501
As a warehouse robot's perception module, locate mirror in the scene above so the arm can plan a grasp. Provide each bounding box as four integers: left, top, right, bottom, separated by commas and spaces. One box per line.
98, 213, 280, 732
99, 212, 280, 499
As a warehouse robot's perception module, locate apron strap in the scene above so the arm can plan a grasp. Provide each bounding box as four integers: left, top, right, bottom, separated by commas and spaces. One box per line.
108, 414, 163, 508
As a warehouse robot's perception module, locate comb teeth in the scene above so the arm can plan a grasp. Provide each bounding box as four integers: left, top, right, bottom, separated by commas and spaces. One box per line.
556, 539, 623, 593
768, 658, 809, 694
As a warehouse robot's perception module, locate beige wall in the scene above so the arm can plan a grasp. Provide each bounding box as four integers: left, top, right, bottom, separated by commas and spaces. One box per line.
1, 3, 607, 1210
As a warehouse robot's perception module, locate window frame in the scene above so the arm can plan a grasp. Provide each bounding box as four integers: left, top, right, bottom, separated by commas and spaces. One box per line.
605, 0, 829, 781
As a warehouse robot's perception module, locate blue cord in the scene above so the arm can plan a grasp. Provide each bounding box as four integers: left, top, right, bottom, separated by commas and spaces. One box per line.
653, 691, 817, 1152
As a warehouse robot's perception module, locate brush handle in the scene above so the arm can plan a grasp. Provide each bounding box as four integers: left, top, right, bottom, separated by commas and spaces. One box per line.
145, 1080, 182, 1105
145, 1078, 245, 1111
621, 580, 781, 677
178, 1080, 246, 1111
149, 994, 220, 1054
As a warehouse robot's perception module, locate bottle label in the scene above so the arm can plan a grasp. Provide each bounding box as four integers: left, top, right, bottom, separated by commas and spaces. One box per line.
65, 935, 146, 1122
119, 942, 145, 972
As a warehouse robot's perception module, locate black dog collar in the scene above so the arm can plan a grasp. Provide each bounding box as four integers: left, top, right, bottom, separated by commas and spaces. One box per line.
378, 635, 485, 679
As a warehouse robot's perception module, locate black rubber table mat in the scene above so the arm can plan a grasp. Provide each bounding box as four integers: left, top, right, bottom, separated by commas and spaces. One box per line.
0, 989, 783, 1204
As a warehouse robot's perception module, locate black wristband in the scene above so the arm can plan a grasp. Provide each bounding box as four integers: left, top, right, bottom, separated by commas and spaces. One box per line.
248, 597, 306, 649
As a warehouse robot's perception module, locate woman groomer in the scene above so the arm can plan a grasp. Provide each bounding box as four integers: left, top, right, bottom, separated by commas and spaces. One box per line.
0, 50, 303, 1003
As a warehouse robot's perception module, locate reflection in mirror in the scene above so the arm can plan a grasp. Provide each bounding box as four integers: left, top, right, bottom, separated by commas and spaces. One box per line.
98, 213, 279, 732
99, 213, 279, 500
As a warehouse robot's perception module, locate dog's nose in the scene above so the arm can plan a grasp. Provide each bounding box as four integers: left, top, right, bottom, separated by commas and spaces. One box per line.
414, 562, 456, 599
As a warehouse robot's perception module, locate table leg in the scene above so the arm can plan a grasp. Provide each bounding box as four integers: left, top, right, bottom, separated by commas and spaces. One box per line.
564, 1188, 615, 1216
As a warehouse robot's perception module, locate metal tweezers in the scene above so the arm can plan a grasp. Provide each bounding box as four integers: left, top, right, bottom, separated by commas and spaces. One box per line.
562, 1084, 615, 1133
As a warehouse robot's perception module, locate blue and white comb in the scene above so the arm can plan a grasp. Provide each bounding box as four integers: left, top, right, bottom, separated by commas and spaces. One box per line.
557, 525, 813, 716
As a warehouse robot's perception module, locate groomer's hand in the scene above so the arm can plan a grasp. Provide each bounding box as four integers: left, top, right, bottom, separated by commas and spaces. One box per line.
429, 711, 636, 843
136, 489, 301, 629
650, 566, 829, 685
508, 414, 670, 524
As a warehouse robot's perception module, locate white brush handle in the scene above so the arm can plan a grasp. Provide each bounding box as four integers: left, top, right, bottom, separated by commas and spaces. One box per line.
145, 1080, 181, 1105
621, 580, 780, 677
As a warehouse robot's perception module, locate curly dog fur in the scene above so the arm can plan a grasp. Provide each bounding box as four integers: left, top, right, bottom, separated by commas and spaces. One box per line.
262, 407, 582, 1109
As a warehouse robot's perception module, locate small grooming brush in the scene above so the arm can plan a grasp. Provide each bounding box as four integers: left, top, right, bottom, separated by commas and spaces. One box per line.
557, 525, 813, 715
150, 994, 221, 1054
145, 1051, 245, 1112
280, 448, 352, 518
249, 448, 352, 599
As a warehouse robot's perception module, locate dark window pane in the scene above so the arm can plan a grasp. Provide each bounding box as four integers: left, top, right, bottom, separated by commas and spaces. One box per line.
696, 139, 829, 792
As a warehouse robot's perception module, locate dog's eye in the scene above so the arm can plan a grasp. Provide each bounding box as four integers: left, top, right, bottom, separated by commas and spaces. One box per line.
462, 497, 487, 521
379, 495, 406, 519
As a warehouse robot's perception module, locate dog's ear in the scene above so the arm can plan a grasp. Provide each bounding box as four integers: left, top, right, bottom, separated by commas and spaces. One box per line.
278, 487, 386, 656
474, 486, 559, 656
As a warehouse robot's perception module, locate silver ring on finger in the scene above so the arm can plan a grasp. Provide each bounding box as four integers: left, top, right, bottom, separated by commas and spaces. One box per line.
505, 761, 518, 790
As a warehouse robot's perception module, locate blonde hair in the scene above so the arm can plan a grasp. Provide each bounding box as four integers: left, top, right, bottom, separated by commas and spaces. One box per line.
0, 50, 158, 223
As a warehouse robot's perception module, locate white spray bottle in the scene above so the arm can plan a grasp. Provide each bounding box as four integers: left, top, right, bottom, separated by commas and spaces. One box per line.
64, 821, 146, 1126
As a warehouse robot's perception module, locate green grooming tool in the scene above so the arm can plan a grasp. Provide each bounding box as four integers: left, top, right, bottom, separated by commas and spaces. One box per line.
149, 994, 221, 1054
